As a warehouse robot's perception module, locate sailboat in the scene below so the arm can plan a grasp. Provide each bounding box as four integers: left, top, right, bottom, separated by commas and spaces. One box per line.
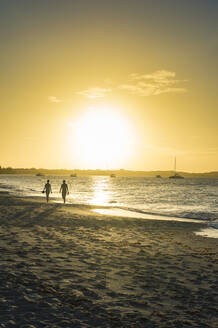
169, 157, 184, 179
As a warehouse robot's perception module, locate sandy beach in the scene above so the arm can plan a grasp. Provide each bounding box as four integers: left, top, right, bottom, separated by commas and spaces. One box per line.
0, 192, 217, 328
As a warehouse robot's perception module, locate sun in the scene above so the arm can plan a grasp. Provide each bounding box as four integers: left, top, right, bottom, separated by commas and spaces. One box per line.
69, 106, 134, 169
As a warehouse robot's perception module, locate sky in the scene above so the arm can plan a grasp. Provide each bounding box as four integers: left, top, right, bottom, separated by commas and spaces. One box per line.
0, 0, 218, 172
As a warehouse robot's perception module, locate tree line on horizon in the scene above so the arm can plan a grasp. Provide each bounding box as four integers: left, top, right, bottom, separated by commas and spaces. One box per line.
0, 166, 218, 177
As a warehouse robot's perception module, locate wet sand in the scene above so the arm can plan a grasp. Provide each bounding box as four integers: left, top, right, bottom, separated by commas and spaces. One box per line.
0, 193, 217, 327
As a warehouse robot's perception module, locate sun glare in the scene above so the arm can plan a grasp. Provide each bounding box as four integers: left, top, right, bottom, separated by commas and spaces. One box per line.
68, 106, 134, 169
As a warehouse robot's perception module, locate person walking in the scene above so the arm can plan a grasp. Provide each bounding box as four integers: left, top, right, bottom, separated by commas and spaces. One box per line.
42, 180, 52, 202
59, 180, 69, 203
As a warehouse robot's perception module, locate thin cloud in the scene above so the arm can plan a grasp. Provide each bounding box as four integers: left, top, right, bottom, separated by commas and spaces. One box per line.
119, 70, 187, 96
48, 96, 61, 103
103, 78, 113, 85
148, 145, 218, 156
187, 148, 218, 156
76, 70, 187, 98
77, 87, 111, 99
129, 70, 176, 83
144, 144, 185, 155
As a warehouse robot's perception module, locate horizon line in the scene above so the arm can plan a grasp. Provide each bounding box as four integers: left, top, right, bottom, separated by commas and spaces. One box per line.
0, 167, 218, 175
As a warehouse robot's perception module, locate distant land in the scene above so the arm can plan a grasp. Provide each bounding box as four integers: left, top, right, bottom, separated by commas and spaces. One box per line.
0, 167, 218, 178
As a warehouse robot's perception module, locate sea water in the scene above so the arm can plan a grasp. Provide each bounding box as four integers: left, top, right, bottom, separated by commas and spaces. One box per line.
0, 175, 217, 223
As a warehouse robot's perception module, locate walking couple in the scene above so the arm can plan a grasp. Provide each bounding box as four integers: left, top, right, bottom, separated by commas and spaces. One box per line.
42, 180, 69, 203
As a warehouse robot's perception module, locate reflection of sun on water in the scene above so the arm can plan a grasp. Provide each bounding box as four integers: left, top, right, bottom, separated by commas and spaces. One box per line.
68, 106, 135, 169
89, 176, 112, 206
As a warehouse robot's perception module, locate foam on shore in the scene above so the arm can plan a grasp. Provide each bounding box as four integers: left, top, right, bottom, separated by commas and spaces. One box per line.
195, 227, 218, 238
93, 208, 218, 239
92, 208, 206, 223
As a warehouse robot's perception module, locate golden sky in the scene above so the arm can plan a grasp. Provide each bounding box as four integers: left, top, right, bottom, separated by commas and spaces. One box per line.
0, 0, 218, 172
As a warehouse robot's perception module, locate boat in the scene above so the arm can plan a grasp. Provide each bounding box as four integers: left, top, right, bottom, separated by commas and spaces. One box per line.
169, 157, 184, 179
169, 173, 184, 179
70, 173, 77, 177
110, 174, 116, 178
156, 174, 162, 178
36, 173, 44, 177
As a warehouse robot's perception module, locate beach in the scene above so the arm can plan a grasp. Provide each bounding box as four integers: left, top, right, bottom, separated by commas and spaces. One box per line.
0, 193, 217, 327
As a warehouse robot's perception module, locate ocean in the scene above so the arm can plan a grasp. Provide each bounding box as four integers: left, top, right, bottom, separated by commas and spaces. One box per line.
0, 175, 217, 223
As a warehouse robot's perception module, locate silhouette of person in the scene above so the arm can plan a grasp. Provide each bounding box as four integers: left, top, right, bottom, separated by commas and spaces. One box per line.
43, 180, 52, 202
60, 180, 69, 203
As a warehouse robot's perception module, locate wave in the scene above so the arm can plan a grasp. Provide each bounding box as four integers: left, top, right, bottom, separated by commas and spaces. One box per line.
0, 184, 14, 190
209, 220, 218, 229
116, 206, 217, 222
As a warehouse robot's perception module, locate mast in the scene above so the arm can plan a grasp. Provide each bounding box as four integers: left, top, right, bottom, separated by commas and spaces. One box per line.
174, 157, 177, 174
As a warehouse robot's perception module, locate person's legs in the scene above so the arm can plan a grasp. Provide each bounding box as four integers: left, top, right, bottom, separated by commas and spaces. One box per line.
62, 191, 66, 203
46, 192, 49, 202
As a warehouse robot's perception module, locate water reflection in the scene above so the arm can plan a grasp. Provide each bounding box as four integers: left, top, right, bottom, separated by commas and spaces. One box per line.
89, 176, 112, 206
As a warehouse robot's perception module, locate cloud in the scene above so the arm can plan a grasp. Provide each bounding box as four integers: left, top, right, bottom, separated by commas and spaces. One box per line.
76, 70, 187, 99
103, 78, 113, 85
147, 144, 218, 157
77, 87, 111, 99
187, 148, 218, 156
48, 96, 61, 103
119, 70, 187, 96
129, 70, 176, 82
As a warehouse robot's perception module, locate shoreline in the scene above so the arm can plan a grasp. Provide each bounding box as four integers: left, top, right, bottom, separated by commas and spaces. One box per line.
0, 193, 217, 327
1, 190, 214, 224
1, 175, 217, 224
